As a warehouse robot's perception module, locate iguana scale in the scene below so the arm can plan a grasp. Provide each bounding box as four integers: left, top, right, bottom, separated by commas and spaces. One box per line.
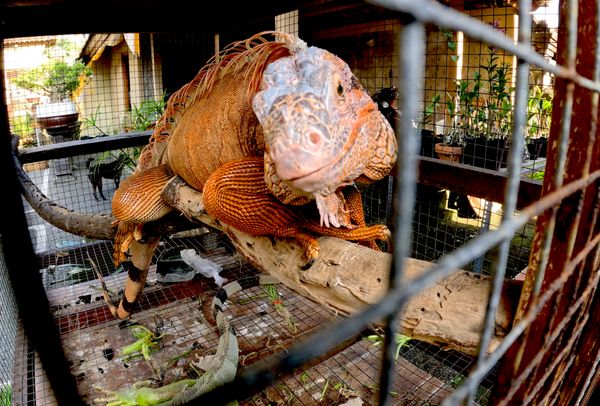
109, 31, 397, 319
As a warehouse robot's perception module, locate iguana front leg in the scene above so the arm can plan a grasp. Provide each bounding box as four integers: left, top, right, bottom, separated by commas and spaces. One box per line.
112, 164, 176, 225
204, 157, 390, 268
112, 164, 175, 265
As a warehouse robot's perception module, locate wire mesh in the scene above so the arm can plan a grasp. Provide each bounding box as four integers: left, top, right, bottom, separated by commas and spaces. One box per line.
0, 244, 18, 406
12, 230, 498, 406
1, 0, 599, 405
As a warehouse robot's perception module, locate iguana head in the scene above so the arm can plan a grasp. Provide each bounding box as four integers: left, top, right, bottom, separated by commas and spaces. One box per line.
253, 45, 396, 226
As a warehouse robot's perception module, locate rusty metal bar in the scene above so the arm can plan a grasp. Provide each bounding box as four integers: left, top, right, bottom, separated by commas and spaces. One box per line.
378, 16, 425, 405
524, 313, 590, 405
538, 347, 578, 404
517, 0, 583, 392
575, 348, 600, 405
511, 288, 594, 402
527, 0, 579, 305
444, 229, 600, 404
462, 2, 533, 404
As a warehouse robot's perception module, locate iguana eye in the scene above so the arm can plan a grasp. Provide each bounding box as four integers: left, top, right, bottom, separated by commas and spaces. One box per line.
337, 82, 344, 96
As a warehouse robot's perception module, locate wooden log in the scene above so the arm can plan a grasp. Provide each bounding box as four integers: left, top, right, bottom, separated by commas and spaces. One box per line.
163, 180, 523, 356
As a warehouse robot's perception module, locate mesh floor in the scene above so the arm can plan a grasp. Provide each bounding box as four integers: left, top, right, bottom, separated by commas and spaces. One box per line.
11, 228, 497, 405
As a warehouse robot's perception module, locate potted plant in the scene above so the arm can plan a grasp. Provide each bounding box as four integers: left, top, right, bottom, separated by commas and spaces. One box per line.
13, 39, 92, 139
419, 94, 442, 158
461, 46, 512, 171
434, 90, 465, 163
526, 85, 552, 160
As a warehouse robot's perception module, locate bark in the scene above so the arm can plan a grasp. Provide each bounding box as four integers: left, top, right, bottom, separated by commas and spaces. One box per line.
15, 154, 117, 240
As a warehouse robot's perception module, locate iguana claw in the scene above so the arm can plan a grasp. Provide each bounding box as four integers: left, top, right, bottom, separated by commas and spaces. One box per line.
315, 192, 354, 229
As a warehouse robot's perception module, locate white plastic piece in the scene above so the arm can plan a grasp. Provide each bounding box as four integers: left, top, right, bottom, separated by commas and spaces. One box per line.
179, 248, 227, 286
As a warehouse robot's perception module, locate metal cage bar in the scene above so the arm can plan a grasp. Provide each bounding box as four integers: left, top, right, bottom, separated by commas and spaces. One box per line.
464, 1, 533, 404
378, 15, 426, 405
1, 0, 599, 404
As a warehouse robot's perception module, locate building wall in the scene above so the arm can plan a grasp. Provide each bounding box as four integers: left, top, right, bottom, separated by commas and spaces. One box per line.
77, 37, 161, 138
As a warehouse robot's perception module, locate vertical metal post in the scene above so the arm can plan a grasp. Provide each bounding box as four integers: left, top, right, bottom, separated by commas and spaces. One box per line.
378, 14, 425, 405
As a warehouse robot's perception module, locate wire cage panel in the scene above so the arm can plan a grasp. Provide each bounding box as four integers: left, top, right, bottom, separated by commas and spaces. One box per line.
0, 0, 599, 405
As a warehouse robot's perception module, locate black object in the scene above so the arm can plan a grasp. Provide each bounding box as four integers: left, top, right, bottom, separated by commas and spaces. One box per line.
372, 86, 399, 131
86, 154, 127, 200
462, 136, 508, 171
155, 246, 195, 282
526, 137, 548, 160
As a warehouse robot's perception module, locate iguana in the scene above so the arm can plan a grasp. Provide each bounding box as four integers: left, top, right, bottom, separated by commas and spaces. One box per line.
109, 31, 397, 319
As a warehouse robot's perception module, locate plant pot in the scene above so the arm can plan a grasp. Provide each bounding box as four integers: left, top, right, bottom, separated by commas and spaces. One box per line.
462, 136, 508, 170
35, 101, 80, 176
435, 143, 463, 162
526, 137, 548, 160
35, 100, 79, 130
421, 130, 443, 158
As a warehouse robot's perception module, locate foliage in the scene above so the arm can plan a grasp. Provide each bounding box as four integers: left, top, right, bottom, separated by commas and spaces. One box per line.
443, 29, 459, 63
365, 332, 412, 361
96, 379, 196, 406
437, 23, 515, 145
0, 384, 11, 406
119, 324, 164, 361
12, 40, 92, 102
11, 114, 36, 147
437, 20, 553, 148
479, 47, 513, 137
421, 94, 441, 128
263, 284, 297, 333
82, 93, 167, 170
82, 104, 109, 136
526, 85, 553, 139
130, 92, 167, 131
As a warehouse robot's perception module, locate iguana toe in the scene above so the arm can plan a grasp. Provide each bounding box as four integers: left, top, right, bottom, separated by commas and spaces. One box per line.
315, 192, 355, 229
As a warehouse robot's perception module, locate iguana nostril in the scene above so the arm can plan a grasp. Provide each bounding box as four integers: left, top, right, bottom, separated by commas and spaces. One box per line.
309, 132, 321, 145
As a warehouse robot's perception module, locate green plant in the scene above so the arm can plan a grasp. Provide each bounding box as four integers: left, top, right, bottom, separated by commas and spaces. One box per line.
82, 104, 109, 136
0, 384, 11, 406
439, 22, 515, 142
442, 29, 459, 63
526, 85, 553, 139
11, 113, 36, 147
263, 284, 297, 333
119, 324, 164, 361
131, 92, 167, 131
421, 94, 441, 128
12, 40, 92, 102
365, 332, 412, 361
480, 46, 513, 138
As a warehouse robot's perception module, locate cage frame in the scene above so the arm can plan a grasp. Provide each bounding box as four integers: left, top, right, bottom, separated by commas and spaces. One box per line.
0, 0, 599, 405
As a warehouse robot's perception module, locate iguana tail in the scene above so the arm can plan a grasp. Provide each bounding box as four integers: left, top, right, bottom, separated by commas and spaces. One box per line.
95, 238, 161, 319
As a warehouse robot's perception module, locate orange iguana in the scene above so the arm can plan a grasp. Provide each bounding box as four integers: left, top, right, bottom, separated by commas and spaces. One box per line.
108, 31, 397, 319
